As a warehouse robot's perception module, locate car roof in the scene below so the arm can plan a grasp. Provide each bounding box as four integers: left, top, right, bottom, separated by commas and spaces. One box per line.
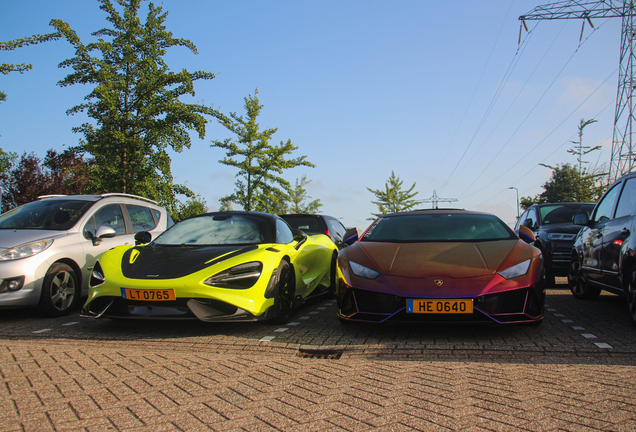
37, 193, 159, 205
382, 208, 493, 217
533, 202, 595, 207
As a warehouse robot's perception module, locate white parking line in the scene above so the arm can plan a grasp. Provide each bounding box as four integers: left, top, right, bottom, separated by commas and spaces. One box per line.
62, 322, 79, 326
561, 319, 574, 323
259, 336, 275, 342
595, 342, 613, 349
274, 328, 288, 332
582, 333, 597, 339
572, 326, 585, 330
287, 322, 300, 326
299, 316, 310, 320
32, 329, 52, 334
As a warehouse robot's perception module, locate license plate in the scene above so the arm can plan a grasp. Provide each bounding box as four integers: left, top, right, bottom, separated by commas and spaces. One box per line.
407, 299, 473, 314
121, 288, 176, 301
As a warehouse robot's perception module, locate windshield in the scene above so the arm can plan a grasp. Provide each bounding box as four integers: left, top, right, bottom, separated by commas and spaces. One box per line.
0, 199, 93, 231
362, 213, 516, 242
539, 204, 595, 225
154, 214, 270, 245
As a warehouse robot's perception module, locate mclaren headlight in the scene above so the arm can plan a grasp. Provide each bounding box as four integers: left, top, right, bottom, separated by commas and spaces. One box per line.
0, 239, 54, 261
204, 262, 263, 289
349, 261, 380, 280
499, 259, 531, 280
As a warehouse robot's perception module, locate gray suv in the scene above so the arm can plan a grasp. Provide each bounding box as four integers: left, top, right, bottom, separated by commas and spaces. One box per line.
0, 194, 173, 317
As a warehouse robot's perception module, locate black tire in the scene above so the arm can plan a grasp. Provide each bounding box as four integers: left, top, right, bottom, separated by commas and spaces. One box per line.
37, 263, 79, 317
626, 267, 636, 327
568, 255, 601, 300
271, 260, 295, 324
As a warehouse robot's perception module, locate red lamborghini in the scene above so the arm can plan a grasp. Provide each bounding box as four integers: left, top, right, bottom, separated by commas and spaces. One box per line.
337, 209, 545, 324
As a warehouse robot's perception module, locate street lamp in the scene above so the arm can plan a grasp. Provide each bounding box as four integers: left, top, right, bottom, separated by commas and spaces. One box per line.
508, 187, 519, 220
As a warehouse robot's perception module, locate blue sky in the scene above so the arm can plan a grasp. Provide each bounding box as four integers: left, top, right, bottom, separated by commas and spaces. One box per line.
0, 0, 620, 230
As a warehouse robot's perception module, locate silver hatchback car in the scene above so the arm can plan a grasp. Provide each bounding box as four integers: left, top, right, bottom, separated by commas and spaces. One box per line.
0, 193, 173, 317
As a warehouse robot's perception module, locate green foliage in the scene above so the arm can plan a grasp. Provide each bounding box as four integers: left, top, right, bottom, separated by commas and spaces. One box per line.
171, 194, 207, 222
211, 89, 315, 212
0, 148, 17, 179
50, 0, 215, 210
284, 175, 322, 214
1, 31, 61, 102
567, 118, 602, 176
367, 171, 419, 219
525, 163, 604, 206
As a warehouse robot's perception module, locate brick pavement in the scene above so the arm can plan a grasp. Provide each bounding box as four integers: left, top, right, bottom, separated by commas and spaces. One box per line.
2, 339, 636, 431
1, 285, 636, 431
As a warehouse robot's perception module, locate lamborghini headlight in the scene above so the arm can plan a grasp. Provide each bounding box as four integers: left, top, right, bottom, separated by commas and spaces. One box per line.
499, 259, 531, 280
204, 262, 263, 289
0, 239, 54, 261
349, 261, 380, 280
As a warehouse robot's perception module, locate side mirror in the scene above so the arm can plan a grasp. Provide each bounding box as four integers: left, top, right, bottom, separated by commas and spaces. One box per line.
572, 213, 589, 226
134, 231, 152, 245
518, 225, 536, 244
343, 228, 359, 246
291, 229, 307, 250
92, 225, 117, 246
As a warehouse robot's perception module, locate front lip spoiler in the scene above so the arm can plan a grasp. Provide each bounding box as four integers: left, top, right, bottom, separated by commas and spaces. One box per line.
80, 299, 114, 319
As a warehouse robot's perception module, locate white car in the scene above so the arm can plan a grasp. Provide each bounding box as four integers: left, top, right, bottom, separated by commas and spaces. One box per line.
0, 194, 173, 317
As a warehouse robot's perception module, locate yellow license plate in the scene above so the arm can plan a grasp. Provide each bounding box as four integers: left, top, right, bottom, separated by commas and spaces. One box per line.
121, 288, 176, 301
407, 299, 473, 314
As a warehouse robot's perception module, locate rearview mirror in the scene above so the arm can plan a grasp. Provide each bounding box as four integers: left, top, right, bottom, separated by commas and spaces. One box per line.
518, 225, 535, 244
291, 229, 307, 250
134, 231, 152, 245
343, 228, 359, 246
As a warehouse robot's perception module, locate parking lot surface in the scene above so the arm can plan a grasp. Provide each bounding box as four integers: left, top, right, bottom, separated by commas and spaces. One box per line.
2, 282, 636, 431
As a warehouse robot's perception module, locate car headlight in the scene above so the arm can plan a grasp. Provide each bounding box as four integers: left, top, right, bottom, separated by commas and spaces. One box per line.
0, 239, 54, 261
349, 261, 380, 280
204, 262, 263, 289
90, 261, 106, 287
499, 259, 532, 280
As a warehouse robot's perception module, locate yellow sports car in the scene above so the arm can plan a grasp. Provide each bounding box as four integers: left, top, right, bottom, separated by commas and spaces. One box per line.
82, 212, 338, 323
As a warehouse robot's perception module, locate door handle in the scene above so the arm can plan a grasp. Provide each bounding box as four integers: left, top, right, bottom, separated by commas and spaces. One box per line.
621, 228, 630, 237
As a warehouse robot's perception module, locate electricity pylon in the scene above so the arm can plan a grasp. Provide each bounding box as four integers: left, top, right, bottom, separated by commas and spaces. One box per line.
421, 190, 458, 209
520, 1, 636, 181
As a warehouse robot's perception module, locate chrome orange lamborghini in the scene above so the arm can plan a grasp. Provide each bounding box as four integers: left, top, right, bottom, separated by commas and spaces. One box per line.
337, 209, 545, 325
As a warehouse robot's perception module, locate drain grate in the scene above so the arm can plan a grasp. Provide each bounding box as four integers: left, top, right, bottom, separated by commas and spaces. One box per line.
296, 348, 343, 360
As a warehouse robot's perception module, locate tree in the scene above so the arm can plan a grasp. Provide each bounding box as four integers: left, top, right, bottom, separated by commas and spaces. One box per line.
172, 194, 207, 222
284, 175, 322, 214
50, 0, 215, 209
367, 171, 419, 219
522, 163, 604, 208
211, 89, 315, 212
1, 150, 97, 212
567, 118, 602, 176
1, 32, 60, 102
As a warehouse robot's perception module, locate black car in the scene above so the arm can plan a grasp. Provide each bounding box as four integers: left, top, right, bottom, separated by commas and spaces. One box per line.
280, 214, 347, 249
569, 172, 636, 326
515, 203, 595, 286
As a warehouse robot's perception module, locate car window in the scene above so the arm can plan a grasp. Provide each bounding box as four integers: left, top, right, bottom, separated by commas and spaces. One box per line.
281, 216, 323, 232
327, 218, 346, 240
515, 210, 529, 231
594, 184, 621, 223
0, 199, 92, 231
276, 218, 295, 244
615, 178, 636, 219
539, 204, 596, 225
154, 214, 267, 245
522, 208, 538, 228
362, 213, 516, 242
127, 205, 157, 232
85, 204, 127, 236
